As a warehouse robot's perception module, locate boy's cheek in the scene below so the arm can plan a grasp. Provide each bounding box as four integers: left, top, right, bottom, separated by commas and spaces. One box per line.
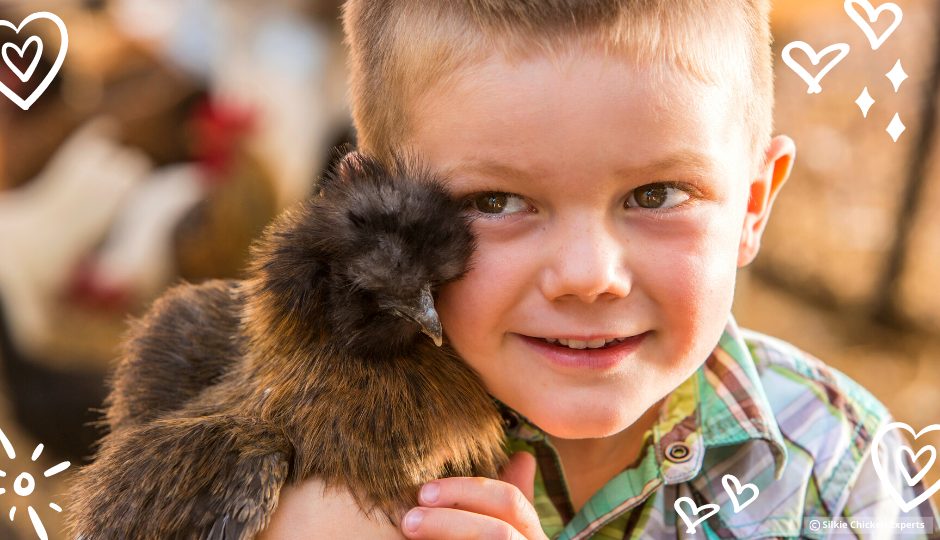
634, 230, 739, 353
437, 246, 533, 329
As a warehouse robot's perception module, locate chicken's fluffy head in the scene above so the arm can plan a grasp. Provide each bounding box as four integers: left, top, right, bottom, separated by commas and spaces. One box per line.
247, 150, 476, 357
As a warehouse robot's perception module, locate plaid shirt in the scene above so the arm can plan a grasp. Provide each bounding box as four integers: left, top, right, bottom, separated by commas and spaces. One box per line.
498, 316, 940, 539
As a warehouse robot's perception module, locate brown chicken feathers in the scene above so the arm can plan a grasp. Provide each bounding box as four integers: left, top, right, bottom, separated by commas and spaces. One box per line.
66, 151, 509, 540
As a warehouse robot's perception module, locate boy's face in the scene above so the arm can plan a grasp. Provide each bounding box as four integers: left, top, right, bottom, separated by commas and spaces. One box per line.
404, 48, 791, 439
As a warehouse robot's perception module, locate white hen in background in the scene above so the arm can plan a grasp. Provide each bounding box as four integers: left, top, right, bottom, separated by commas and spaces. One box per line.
77, 164, 207, 307
0, 118, 150, 357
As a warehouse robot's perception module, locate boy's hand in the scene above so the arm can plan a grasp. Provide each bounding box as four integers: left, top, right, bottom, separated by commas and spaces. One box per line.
401, 452, 549, 540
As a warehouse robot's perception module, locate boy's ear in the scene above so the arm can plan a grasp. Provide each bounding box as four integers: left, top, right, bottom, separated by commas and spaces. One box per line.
737, 135, 796, 267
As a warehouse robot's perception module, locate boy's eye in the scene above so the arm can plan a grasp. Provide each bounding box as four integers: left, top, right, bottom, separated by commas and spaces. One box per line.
625, 183, 690, 209
471, 192, 529, 215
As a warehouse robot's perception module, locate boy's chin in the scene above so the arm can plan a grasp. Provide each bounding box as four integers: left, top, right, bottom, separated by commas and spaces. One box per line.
542, 423, 626, 440
527, 403, 648, 440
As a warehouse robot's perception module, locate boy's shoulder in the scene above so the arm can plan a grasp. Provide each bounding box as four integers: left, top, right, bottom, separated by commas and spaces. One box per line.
739, 326, 890, 428
735, 326, 890, 486
680, 324, 939, 539
729, 327, 938, 533
700, 322, 891, 480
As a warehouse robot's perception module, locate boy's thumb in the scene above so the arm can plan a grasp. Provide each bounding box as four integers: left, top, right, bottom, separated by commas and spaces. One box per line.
498, 451, 537, 504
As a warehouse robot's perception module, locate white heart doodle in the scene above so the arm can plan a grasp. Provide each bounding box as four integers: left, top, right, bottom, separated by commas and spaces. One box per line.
844, 0, 902, 50
674, 497, 720, 534
782, 42, 850, 94
2, 35, 42, 83
0, 12, 68, 111
898, 444, 936, 487
721, 474, 760, 513
871, 422, 940, 512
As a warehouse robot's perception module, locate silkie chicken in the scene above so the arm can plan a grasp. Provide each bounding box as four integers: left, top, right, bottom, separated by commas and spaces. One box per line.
65, 150, 509, 540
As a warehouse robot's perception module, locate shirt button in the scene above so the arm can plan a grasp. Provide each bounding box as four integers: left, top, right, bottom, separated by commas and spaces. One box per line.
665, 442, 692, 463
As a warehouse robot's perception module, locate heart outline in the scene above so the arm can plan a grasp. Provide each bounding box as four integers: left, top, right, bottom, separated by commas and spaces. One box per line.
898, 444, 936, 487
674, 497, 720, 534
844, 0, 903, 50
0, 12, 68, 111
721, 474, 760, 513
782, 41, 850, 94
2, 36, 42, 83
871, 422, 940, 512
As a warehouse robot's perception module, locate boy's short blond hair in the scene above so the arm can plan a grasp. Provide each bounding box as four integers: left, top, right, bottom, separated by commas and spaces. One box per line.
342, 0, 774, 176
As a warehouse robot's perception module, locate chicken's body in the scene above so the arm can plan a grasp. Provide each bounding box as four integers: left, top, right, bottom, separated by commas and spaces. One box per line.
66, 152, 508, 540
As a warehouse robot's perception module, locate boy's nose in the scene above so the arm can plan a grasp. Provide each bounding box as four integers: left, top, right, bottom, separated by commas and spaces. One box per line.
538, 217, 631, 303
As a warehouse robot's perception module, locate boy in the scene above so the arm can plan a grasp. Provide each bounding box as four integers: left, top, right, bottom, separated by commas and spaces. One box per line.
259, 1, 940, 539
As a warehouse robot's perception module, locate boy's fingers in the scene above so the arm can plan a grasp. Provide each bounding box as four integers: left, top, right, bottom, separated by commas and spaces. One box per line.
414, 477, 544, 538
401, 507, 529, 540
498, 451, 536, 503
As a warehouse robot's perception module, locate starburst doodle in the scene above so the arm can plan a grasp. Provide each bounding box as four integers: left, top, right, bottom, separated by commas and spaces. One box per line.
0, 427, 69, 540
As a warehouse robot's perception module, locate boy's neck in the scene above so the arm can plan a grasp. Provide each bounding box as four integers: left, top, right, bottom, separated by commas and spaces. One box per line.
545, 397, 665, 514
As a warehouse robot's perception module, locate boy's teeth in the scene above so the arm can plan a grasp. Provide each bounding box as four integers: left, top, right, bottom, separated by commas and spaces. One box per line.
540, 336, 630, 349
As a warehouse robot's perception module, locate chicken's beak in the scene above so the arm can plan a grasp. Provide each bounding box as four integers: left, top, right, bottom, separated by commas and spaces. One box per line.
396, 285, 443, 346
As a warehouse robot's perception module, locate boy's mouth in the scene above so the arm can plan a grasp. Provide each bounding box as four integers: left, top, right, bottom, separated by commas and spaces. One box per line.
519, 332, 650, 371
532, 336, 631, 350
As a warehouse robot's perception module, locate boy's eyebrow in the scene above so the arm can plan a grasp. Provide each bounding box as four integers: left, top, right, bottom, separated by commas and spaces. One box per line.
614, 150, 717, 178
439, 161, 537, 183
438, 150, 717, 183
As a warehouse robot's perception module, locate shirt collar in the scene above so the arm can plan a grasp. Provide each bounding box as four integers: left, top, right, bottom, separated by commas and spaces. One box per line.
497, 314, 789, 481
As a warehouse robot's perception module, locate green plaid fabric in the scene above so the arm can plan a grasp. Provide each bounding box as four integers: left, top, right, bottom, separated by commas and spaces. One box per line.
497, 315, 940, 539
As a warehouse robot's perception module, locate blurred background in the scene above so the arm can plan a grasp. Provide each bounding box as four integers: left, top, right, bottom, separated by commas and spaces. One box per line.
0, 0, 936, 537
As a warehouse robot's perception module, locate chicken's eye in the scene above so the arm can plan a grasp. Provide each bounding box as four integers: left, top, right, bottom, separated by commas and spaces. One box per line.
625, 183, 690, 209
471, 192, 528, 215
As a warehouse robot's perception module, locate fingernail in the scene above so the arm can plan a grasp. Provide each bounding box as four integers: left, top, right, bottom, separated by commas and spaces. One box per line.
404, 509, 424, 532
420, 482, 439, 504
